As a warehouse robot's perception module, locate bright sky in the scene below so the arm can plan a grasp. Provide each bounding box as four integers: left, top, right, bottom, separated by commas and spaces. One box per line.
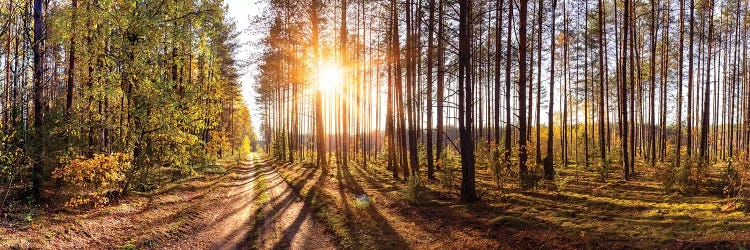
225, 0, 265, 132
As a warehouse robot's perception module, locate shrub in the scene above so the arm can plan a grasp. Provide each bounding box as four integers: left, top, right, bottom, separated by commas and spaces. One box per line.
598, 158, 611, 182
552, 174, 572, 194
677, 156, 706, 194
52, 153, 132, 208
488, 144, 503, 189
401, 176, 426, 205
437, 148, 460, 192
657, 161, 677, 193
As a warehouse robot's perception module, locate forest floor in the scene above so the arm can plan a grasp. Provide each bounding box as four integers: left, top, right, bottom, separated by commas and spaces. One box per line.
0, 153, 334, 249
274, 155, 750, 249
3, 153, 750, 249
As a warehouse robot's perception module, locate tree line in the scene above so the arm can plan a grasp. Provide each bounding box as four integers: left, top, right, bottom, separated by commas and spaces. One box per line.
256, 0, 749, 202
1, 0, 253, 206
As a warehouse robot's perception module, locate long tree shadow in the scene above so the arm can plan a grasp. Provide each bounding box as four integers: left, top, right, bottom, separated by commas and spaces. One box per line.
334, 161, 409, 249
266, 162, 330, 249
350, 162, 580, 249
221, 159, 323, 249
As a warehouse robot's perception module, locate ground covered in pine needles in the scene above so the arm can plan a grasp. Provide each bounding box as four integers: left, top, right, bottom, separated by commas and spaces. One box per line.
0, 157, 279, 249
275, 156, 750, 249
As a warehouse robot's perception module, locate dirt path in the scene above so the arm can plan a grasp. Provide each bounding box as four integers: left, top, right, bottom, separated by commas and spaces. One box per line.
170, 156, 334, 250
256, 161, 335, 250
166, 155, 267, 249
1, 155, 335, 249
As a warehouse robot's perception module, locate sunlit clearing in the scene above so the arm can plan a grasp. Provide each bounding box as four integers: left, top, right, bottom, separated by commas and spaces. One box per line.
318, 63, 343, 92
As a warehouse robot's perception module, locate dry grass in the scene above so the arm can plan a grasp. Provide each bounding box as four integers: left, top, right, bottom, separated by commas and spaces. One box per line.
275, 155, 750, 249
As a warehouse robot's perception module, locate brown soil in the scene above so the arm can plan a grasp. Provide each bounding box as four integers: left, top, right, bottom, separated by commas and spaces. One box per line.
0, 154, 335, 249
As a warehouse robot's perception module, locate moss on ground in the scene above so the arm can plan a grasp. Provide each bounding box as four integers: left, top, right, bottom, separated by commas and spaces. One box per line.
271, 155, 750, 249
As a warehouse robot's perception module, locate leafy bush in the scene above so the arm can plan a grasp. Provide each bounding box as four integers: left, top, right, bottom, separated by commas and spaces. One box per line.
552, 174, 573, 194
402, 176, 426, 205
437, 148, 460, 192
656, 161, 678, 193
656, 156, 708, 194
598, 158, 611, 182
720, 156, 750, 212
52, 153, 132, 208
488, 144, 503, 189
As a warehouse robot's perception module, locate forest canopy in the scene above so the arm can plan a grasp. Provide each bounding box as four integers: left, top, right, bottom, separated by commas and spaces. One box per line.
0, 0, 254, 207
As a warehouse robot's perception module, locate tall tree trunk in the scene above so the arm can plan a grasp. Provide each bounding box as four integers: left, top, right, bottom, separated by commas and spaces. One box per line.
649, 0, 657, 167
459, 0, 477, 202
699, 0, 714, 162
393, 0, 409, 180
311, 0, 327, 170
387, 9, 398, 178
545, 0, 558, 180
536, 0, 544, 164
676, 0, 685, 167
504, 0, 514, 171
405, 0, 419, 177
341, 0, 349, 167
621, 0, 631, 180
66, 0, 77, 116
32, 0, 45, 200
583, 1, 590, 169
494, 0, 504, 151
426, 0, 436, 180
598, 0, 607, 165
687, 0, 694, 157
518, 0, 529, 184
436, 0, 445, 167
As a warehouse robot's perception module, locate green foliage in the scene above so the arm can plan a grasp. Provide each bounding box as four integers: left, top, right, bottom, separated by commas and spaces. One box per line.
51, 153, 132, 208
0, 0, 259, 204
437, 148, 460, 192
657, 161, 677, 193
488, 144, 503, 189
401, 176, 426, 205
489, 215, 532, 228
598, 158, 611, 182
553, 174, 573, 194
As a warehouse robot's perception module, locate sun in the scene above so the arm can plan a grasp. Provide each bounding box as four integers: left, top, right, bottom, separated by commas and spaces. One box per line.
317, 63, 343, 92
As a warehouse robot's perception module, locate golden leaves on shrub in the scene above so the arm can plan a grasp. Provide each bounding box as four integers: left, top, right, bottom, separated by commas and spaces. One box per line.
52, 153, 133, 208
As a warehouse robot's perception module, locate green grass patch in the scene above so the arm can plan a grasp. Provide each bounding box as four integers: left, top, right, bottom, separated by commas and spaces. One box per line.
248, 168, 271, 250
489, 215, 533, 228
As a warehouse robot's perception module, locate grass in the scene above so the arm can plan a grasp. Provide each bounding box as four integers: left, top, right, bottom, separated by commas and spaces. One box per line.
271, 154, 750, 249
248, 166, 270, 250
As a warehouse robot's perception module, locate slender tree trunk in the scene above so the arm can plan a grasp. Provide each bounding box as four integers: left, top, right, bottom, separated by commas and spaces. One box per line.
495, 0, 504, 150
621, 0, 631, 180
545, 0, 558, 180
598, 0, 606, 165
504, 0, 514, 171
32, 0, 45, 200
341, 0, 349, 167
393, 0, 409, 180
436, 0, 445, 167
426, 0, 436, 180
584, 1, 590, 169
676, 0, 685, 167
699, 0, 714, 163
311, 0, 327, 170
459, 0, 477, 202
535, 0, 543, 164
687, 0, 694, 157
518, 0, 529, 183
649, 0, 657, 167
